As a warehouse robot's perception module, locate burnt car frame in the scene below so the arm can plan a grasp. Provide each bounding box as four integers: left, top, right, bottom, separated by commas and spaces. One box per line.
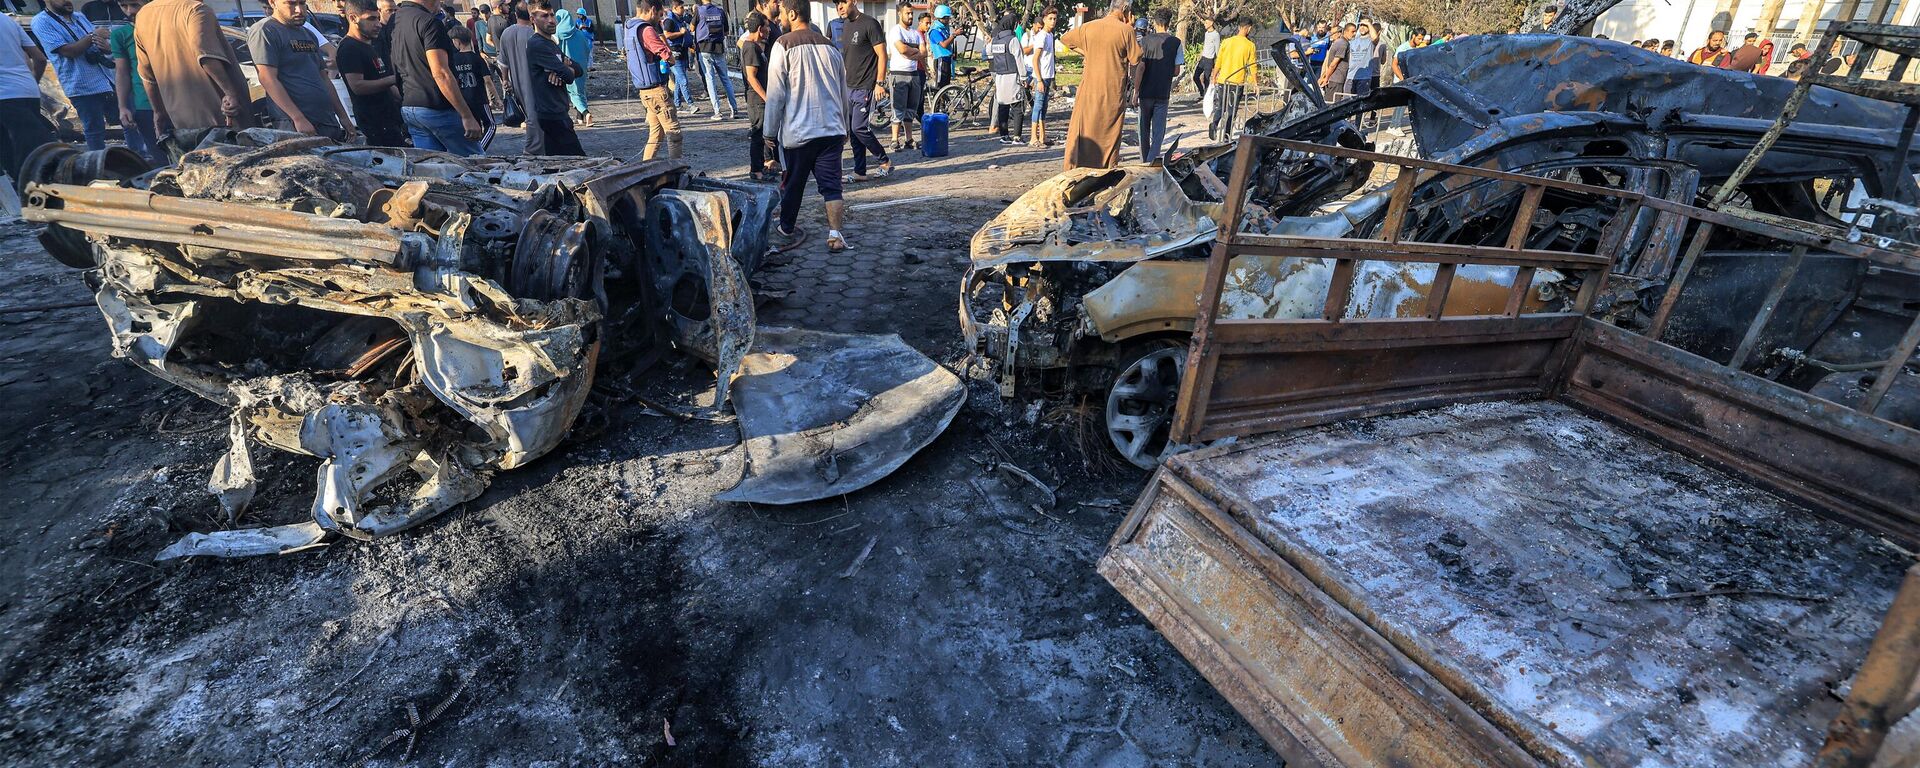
961, 35, 1920, 468
22, 131, 964, 558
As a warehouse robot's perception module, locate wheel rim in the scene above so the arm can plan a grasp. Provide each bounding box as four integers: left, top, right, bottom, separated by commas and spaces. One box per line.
1106, 346, 1185, 469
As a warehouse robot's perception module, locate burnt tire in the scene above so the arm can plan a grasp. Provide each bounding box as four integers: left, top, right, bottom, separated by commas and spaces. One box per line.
1105, 338, 1189, 470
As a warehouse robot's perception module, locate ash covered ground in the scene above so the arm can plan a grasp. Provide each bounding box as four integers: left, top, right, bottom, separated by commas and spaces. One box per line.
0, 82, 1276, 765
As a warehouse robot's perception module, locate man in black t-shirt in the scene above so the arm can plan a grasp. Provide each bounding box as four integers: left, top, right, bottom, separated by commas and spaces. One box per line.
835, 0, 889, 179
739, 14, 772, 178
388, 0, 484, 154
1134, 9, 1179, 163
338, 0, 410, 146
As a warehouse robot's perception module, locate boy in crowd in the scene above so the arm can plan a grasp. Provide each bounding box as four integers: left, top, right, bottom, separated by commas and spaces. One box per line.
741, 13, 774, 179
448, 26, 493, 135
1026, 7, 1058, 148
337, 0, 410, 146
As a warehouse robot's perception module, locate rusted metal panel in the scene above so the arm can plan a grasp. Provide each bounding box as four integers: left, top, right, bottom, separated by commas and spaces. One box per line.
1817, 564, 1920, 767
1119, 400, 1912, 766
1098, 469, 1546, 768
1563, 320, 1920, 547
1192, 316, 1576, 442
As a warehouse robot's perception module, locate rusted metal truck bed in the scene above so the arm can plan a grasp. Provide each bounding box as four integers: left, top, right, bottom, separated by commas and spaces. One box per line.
1101, 399, 1913, 766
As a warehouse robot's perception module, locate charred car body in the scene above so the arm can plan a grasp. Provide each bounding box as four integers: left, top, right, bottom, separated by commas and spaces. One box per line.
23, 131, 964, 558
962, 35, 1920, 467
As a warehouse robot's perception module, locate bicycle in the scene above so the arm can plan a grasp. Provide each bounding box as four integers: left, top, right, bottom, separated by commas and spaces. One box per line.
930, 65, 993, 130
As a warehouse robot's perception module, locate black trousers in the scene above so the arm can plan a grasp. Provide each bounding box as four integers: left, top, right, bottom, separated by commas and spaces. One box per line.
0, 97, 56, 181
532, 116, 585, 156
1193, 56, 1214, 95
779, 134, 845, 231
747, 100, 769, 172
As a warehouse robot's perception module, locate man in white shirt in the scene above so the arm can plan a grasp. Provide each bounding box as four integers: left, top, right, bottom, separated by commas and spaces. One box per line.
884, 0, 923, 150
0, 18, 57, 180
1194, 16, 1219, 97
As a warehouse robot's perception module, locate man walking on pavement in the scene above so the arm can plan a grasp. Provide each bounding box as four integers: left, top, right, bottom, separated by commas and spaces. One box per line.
0, 15, 57, 179
135, 0, 256, 147
835, 0, 889, 180
34, 0, 117, 151
1190, 15, 1217, 98
1209, 16, 1255, 143
1058, 0, 1139, 170
389, 0, 485, 153
1134, 9, 1178, 162
885, 0, 923, 151
338, 0, 409, 146
249, 0, 355, 140
622, 0, 683, 159
764, 0, 850, 252
693, 0, 738, 120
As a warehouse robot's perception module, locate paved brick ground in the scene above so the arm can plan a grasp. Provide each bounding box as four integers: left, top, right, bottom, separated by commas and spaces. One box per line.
501, 84, 1214, 350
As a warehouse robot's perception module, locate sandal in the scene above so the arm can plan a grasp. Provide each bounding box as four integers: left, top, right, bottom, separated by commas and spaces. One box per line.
770, 225, 809, 253
826, 231, 848, 252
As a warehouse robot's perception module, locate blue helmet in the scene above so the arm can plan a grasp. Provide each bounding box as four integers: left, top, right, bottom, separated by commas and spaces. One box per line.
934, 4, 952, 18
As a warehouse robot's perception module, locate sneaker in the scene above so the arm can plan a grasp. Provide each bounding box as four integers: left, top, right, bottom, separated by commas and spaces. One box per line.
729, 110, 740, 120
709, 113, 724, 122
998, 136, 1020, 146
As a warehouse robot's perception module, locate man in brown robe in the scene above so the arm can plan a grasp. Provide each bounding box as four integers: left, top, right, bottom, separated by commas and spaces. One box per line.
1058, 0, 1138, 170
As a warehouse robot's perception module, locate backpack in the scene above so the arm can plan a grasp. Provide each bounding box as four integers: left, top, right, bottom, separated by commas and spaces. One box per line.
695, 3, 727, 44
989, 29, 1018, 74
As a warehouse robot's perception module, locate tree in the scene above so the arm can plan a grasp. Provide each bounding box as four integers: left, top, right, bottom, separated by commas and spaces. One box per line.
1369, 0, 1528, 34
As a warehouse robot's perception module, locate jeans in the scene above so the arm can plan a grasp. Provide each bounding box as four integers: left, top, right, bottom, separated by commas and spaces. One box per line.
1138, 97, 1168, 162
699, 50, 737, 114
638, 87, 682, 160
125, 108, 162, 165
1192, 57, 1214, 96
1029, 77, 1052, 125
669, 59, 693, 105
69, 91, 112, 151
779, 134, 845, 232
846, 87, 887, 175
401, 106, 483, 156
0, 97, 56, 179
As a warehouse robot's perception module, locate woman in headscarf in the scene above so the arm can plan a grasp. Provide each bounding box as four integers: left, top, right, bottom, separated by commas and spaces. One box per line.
555, 9, 594, 125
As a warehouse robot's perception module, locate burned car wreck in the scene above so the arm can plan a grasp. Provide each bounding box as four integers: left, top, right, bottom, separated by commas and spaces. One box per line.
22, 132, 964, 558
962, 34, 1920, 467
